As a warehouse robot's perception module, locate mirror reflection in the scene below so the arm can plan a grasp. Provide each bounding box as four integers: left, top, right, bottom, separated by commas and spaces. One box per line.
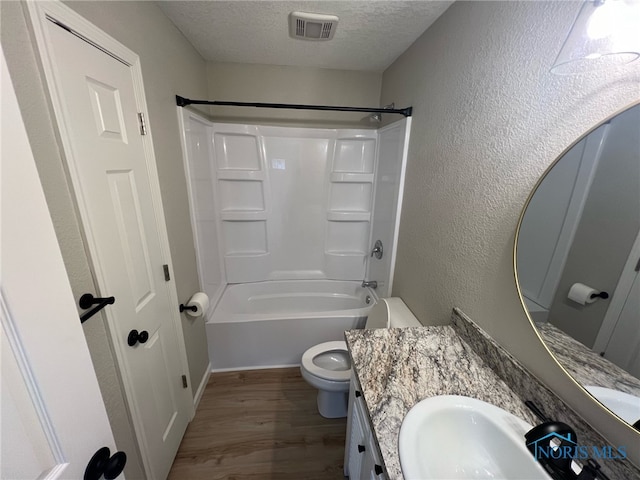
517, 102, 640, 428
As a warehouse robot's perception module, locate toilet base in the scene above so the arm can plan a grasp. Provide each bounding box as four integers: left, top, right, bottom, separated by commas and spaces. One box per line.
317, 389, 348, 418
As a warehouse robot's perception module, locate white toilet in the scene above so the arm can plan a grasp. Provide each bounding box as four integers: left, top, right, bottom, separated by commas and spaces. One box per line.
300, 297, 421, 418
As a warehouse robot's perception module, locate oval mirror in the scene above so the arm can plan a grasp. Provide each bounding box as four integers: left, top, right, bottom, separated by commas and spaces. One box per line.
516, 102, 640, 429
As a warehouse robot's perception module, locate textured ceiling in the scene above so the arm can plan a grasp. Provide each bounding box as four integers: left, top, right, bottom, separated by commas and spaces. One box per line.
157, 1, 453, 72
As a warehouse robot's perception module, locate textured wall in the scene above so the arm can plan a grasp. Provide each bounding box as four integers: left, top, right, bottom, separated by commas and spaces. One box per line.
206, 62, 382, 127
2, 2, 211, 478
382, 0, 640, 465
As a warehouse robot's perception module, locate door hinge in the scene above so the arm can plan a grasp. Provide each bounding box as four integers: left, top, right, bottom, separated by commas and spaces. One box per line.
163, 264, 170, 282
181, 375, 188, 389
137, 112, 147, 135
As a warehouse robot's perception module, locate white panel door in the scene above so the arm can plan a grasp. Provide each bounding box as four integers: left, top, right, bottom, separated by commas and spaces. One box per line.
601, 270, 640, 378
593, 230, 640, 378
41, 19, 191, 480
1, 49, 116, 479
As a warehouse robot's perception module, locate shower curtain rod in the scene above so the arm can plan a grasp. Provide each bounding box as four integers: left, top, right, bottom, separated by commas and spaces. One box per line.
175, 95, 412, 117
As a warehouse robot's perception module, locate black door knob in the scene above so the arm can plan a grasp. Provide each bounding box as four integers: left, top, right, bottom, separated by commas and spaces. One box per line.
84, 446, 127, 480
127, 329, 149, 346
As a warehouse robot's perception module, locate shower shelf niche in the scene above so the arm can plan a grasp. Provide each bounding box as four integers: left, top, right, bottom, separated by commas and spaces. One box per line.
323, 133, 376, 279
219, 211, 267, 221
217, 171, 265, 181
210, 126, 271, 282
330, 173, 374, 183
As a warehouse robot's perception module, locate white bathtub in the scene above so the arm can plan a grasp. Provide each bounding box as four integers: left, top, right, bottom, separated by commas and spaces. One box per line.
206, 280, 375, 371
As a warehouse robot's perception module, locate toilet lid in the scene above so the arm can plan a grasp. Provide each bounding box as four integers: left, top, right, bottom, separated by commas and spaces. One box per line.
301, 341, 350, 382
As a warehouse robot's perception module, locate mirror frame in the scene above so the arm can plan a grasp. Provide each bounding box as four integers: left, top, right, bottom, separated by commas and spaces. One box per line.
513, 98, 640, 431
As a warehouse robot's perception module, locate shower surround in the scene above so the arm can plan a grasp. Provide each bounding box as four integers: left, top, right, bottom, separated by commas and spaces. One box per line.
179, 110, 410, 370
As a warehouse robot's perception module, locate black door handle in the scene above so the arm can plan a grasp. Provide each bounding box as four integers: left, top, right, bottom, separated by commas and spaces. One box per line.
127, 329, 149, 347
84, 446, 126, 480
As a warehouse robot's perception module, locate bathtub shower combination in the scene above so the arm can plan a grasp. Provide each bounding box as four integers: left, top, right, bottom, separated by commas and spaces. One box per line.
178, 110, 411, 371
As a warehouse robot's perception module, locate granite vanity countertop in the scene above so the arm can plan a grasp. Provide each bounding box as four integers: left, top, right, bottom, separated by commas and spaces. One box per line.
537, 322, 640, 398
344, 326, 541, 480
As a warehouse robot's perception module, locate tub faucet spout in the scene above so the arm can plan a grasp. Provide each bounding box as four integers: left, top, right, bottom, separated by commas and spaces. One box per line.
362, 280, 377, 289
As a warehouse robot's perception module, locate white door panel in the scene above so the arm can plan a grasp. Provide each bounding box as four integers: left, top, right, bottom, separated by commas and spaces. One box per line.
594, 229, 640, 378
40, 17, 190, 480
602, 271, 640, 377
1, 304, 59, 479
1, 48, 116, 479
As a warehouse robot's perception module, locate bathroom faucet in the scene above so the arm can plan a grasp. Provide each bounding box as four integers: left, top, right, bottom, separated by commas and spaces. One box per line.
370, 239, 383, 259
361, 280, 377, 289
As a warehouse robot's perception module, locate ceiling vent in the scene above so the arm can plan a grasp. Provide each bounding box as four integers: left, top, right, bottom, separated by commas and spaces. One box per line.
289, 12, 338, 41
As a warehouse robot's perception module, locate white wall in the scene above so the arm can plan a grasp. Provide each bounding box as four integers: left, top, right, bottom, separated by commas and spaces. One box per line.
206, 62, 382, 127
382, 0, 640, 464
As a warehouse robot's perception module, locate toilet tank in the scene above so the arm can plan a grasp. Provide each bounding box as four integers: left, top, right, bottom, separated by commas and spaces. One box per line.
364, 298, 422, 329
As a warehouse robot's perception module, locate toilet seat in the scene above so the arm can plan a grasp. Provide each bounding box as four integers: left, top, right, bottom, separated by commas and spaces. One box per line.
301, 341, 350, 382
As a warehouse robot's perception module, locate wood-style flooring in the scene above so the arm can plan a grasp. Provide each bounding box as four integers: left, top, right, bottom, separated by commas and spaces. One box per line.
168, 368, 347, 480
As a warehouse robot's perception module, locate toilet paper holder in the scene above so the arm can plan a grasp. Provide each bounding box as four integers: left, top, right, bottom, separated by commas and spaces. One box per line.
79, 293, 115, 324
568, 282, 610, 306
179, 292, 209, 317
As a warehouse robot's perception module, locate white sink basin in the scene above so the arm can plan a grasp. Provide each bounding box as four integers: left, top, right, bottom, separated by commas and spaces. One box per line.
399, 395, 551, 479
585, 386, 640, 424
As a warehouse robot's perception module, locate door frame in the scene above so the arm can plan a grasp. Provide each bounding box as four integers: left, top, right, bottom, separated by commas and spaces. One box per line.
593, 228, 640, 354
26, 1, 194, 475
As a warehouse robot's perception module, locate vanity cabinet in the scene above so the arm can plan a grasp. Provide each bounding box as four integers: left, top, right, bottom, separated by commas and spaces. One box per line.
344, 374, 387, 480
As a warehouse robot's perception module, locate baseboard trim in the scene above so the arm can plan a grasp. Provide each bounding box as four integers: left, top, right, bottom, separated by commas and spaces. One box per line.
193, 362, 212, 414
211, 363, 300, 373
